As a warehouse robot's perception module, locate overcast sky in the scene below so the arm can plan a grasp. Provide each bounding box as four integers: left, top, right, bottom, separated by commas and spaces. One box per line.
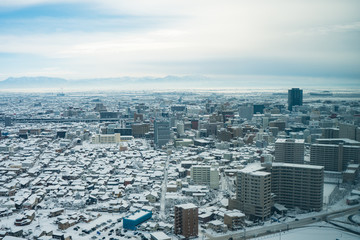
0, 0, 359, 87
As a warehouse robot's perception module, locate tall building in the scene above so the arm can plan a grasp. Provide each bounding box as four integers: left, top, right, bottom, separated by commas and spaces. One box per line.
339, 123, 360, 141
310, 139, 360, 172
288, 88, 303, 111
154, 120, 170, 148
275, 139, 304, 164
190, 165, 219, 189
236, 165, 272, 220
269, 163, 324, 211
4, 116, 12, 127
239, 104, 253, 120
174, 203, 198, 238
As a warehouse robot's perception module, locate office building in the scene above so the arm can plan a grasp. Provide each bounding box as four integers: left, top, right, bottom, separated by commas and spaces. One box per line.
310, 139, 360, 172
190, 165, 219, 189
4, 116, 12, 127
91, 133, 121, 144
339, 123, 360, 141
154, 120, 170, 148
288, 88, 303, 111
174, 203, 198, 238
132, 123, 150, 138
275, 139, 304, 164
239, 104, 253, 120
269, 163, 324, 211
236, 165, 272, 220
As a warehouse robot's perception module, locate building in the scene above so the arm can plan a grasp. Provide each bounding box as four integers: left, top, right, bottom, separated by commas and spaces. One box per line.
275, 139, 304, 164
91, 133, 121, 144
235, 165, 272, 220
310, 139, 360, 172
132, 123, 150, 138
288, 88, 303, 111
174, 203, 198, 238
190, 165, 219, 189
154, 120, 170, 148
123, 210, 152, 230
339, 123, 360, 141
239, 104, 253, 120
269, 163, 324, 211
224, 210, 245, 230
322, 128, 339, 139
4, 116, 12, 127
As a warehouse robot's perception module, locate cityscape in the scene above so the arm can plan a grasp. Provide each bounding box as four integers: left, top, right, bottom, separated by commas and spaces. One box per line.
1, 1, 360, 240
0, 88, 360, 240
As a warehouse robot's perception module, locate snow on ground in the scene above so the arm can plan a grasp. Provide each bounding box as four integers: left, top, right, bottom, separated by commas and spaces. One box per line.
251, 225, 359, 240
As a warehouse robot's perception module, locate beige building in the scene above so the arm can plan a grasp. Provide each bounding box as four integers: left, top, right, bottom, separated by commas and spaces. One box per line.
174, 203, 198, 238
236, 165, 272, 220
275, 138, 304, 164
224, 210, 245, 230
269, 163, 324, 211
91, 133, 121, 144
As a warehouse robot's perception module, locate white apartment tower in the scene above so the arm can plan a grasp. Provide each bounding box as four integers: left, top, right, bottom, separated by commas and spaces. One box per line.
190, 165, 219, 189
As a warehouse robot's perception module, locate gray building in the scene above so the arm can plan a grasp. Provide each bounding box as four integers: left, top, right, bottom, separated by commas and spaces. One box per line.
310, 139, 360, 172
269, 163, 324, 211
275, 139, 304, 164
154, 120, 170, 148
288, 88, 303, 111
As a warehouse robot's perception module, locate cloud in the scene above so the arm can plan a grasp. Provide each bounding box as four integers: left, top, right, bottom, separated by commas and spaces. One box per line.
0, 0, 359, 83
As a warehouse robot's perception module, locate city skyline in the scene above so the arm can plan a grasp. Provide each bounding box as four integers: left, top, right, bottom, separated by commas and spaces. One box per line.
0, 0, 359, 88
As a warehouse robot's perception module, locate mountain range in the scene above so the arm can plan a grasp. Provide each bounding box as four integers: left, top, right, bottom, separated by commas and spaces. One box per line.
0, 76, 209, 89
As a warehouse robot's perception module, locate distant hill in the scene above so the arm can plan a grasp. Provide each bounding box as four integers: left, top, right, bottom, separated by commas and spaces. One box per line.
0, 77, 68, 88
0, 75, 209, 89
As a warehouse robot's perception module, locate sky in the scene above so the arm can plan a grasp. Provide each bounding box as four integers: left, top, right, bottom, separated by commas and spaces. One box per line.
0, 0, 359, 87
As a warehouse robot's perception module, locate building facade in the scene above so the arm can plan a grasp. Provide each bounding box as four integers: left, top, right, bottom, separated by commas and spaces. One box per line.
190, 165, 219, 189
269, 163, 324, 211
288, 88, 303, 111
236, 166, 272, 220
174, 203, 198, 238
275, 139, 304, 164
154, 120, 170, 148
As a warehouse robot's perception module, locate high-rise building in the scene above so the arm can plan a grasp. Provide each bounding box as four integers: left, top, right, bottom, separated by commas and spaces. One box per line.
339, 123, 360, 141
4, 116, 12, 127
269, 163, 324, 211
288, 88, 303, 111
154, 120, 170, 148
174, 203, 198, 238
236, 165, 272, 220
275, 139, 304, 164
239, 104, 253, 120
310, 139, 360, 172
190, 165, 219, 189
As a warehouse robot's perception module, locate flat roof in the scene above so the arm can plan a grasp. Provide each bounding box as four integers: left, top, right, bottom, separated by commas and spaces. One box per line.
272, 162, 324, 170
126, 210, 150, 220
176, 203, 197, 209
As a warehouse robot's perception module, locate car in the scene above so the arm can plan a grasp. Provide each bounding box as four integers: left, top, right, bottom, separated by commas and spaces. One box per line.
295, 218, 299, 221
312, 217, 316, 220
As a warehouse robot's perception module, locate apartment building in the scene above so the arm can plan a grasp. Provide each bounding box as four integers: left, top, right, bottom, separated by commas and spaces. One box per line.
190, 165, 219, 189
236, 165, 272, 220
275, 138, 304, 164
269, 163, 324, 211
310, 139, 360, 171
174, 203, 198, 238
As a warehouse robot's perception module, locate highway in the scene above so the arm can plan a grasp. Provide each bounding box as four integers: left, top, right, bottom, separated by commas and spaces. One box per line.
205, 204, 360, 240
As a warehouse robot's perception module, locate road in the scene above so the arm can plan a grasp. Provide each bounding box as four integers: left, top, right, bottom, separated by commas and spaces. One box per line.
205, 204, 360, 240
160, 153, 170, 219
